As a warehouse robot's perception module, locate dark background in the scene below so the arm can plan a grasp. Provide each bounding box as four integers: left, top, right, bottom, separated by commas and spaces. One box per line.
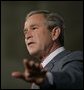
1, 1, 83, 89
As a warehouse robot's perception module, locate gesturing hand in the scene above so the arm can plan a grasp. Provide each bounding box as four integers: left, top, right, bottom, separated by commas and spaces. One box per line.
11, 59, 47, 85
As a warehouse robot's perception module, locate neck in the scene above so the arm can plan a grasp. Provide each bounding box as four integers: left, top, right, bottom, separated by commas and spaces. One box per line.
39, 42, 61, 62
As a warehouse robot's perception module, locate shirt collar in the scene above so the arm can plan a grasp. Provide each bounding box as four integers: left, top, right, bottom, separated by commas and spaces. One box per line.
41, 46, 65, 68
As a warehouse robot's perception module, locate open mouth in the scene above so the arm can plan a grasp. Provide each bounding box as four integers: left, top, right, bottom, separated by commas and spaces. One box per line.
28, 42, 35, 46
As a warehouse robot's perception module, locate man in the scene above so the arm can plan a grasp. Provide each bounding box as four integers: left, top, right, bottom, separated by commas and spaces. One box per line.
11, 10, 83, 89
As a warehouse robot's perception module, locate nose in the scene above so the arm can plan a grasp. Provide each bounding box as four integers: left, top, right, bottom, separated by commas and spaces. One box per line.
25, 30, 33, 40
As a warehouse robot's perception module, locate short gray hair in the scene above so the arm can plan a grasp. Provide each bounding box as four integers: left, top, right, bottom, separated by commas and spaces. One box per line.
25, 10, 65, 46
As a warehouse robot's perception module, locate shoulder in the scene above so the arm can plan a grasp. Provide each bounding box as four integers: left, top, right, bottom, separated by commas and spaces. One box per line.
53, 50, 83, 64
64, 50, 83, 60
60, 51, 83, 68
53, 50, 83, 71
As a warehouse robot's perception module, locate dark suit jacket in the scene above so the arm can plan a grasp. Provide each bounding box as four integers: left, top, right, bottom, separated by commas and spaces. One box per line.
31, 50, 83, 89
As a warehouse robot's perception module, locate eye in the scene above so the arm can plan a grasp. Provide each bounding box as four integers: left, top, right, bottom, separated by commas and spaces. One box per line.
32, 27, 38, 30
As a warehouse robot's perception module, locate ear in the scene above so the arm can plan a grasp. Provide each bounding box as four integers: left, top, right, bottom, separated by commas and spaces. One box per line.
51, 27, 61, 41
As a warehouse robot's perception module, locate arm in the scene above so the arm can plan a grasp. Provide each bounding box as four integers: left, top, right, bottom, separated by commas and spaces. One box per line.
11, 59, 83, 89
39, 60, 83, 89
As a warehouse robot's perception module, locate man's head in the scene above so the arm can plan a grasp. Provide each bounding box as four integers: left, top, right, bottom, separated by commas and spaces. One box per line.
23, 10, 65, 56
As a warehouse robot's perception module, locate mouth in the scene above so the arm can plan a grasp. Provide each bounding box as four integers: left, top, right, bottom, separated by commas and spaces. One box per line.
28, 42, 35, 46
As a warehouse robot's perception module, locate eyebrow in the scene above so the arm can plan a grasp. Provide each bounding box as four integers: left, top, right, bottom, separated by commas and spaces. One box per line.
24, 24, 39, 31
30, 24, 39, 27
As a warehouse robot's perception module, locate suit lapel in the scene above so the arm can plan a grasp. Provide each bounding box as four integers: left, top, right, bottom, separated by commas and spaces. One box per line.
43, 50, 71, 71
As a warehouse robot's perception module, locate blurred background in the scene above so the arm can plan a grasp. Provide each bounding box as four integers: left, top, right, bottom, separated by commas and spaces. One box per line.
1, 1, 83, 89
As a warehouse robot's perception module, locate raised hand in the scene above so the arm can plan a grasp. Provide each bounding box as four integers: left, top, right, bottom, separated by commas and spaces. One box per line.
11, 59, 47, 85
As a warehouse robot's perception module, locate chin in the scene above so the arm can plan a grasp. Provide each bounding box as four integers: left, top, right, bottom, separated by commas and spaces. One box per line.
28, 50, 40, 57
29, 50, 37, 55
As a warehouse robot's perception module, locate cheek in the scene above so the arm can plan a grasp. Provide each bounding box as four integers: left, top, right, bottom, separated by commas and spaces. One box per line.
25, 38, 27, 46
33, 34, 44, 50
37, 32, 52, 49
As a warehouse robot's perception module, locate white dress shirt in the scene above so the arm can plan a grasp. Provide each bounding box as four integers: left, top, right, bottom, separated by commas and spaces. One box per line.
41, 47, 65, 68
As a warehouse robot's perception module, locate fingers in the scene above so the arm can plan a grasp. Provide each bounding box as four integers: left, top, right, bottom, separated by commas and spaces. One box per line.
11, 71, 34, 82
23, 59, 34, 71
23, 59, 29, 70
23, 59, 38, 78
11, 59, 46, 84
34, 62, 39, 68
11, 71, 24, 79
39, 64, 43, 70
23, 60, 41, 77
23, 59, 41, 72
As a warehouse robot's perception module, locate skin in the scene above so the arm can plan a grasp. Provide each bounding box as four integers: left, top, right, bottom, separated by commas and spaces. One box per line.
11, 14, 61, 85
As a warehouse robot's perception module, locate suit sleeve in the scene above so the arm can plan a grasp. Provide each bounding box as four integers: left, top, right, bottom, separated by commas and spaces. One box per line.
39, 60, 83, 89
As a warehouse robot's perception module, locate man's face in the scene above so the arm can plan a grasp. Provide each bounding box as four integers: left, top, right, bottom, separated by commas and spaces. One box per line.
24, 14, 53, 56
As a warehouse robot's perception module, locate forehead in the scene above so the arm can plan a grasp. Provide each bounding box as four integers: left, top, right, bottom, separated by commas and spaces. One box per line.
24, 14, 47, 27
